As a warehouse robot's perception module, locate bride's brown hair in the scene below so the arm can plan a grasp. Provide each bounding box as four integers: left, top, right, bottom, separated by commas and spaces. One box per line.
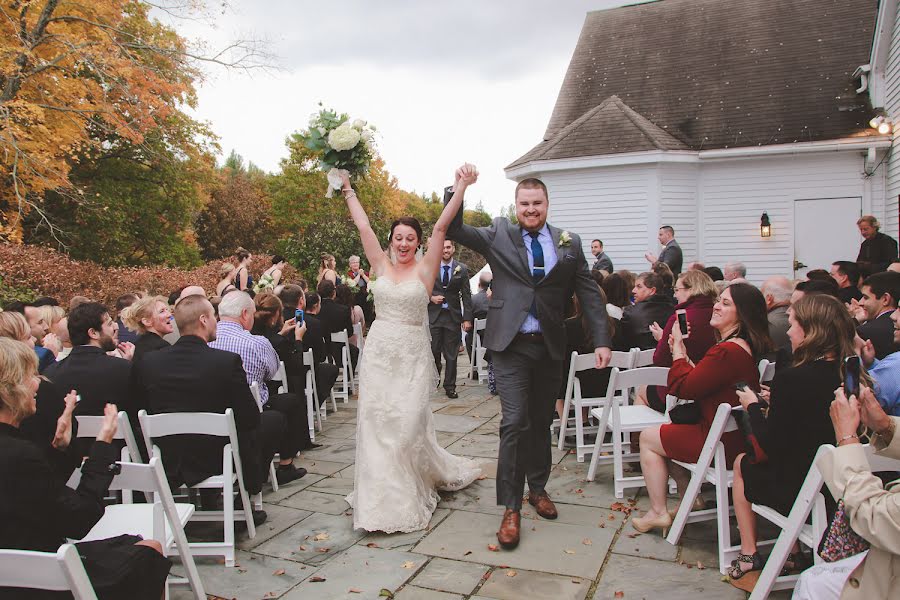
388, 217, 423, 246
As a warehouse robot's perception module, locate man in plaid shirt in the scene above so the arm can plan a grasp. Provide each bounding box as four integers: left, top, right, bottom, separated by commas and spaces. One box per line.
211, 291, 310, 484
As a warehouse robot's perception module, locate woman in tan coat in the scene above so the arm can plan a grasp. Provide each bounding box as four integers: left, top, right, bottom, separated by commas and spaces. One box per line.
794, 383, 900, 599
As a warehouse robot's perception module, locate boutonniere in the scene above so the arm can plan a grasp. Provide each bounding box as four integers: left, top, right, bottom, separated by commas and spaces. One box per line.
559, 231, 572, 247
453, 265, 462, 275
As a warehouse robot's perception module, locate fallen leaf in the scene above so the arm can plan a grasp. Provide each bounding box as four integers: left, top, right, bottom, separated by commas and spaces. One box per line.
571, 578, 582, 584
272, 569, 285, 576
506, 570, 518, 577
298, 545, 307, 551
481, 571, 492, 581
379, 589, 395, 598
608, 514, 616, 520
574, 488, 584, 494
349, 588, 363, 594
401, 561, 416, 569
582, 538, 593, 546
309, 576, 326, 582
463, 550, 473, 556
564, 549, 576, 555
598, 523, 606, 528
696, 561, 706, 570
487, 544, 500, 552
627, 533, 641, 539
366, 543, 380, 548
614, 592, 625, 598
316, 547, 331, 553
313, 533, 330, 541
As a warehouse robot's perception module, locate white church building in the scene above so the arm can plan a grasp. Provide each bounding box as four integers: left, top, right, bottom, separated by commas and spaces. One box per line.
505, 0, 899, 284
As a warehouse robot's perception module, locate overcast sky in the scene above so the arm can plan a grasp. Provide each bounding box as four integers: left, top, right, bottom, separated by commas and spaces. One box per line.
168, 1, 648, 216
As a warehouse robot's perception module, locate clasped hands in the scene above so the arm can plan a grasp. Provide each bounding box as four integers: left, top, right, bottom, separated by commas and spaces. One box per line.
454, 163, 479, 188
831, 386, 891, 446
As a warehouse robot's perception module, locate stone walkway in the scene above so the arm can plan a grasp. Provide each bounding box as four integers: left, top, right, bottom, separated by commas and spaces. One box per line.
172, 357, 791, 600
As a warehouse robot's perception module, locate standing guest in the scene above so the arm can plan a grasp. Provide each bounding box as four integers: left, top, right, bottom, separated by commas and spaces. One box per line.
620, 272, 676, 350
760, 276, 794, 350
631, 284, 773, 534
858, 306, 900, 415
120, 295, 173, 364
723, 261, 747, 283
702, 266, 725, 282
851, 271, 900, 359
591, 239, 613, 273
347, 255, 373, 324
114, 293, 140, 344
261, 255, 286, 289
216, 262, 237, 296
645, 225, 683, 276
856, 215, 899, 273
831, 261, 863, 303
317, 253, 340, 286
727, 294, 856, 581
335, 284, 365, 346
0, 341, 172, 599
233, 247, 253, 292
427, 240, 473, 399
638, 270, 718, 412
209, 291, 311, 481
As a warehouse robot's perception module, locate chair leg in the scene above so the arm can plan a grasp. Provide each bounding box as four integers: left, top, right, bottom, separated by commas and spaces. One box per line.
223, 487, 235, 568
665, 466, 704, 546
587, 422, 604, 482
575, 399, 585, 463
557, 395, 572, 450
612, 413, 624, 499
714, 447, 737, 574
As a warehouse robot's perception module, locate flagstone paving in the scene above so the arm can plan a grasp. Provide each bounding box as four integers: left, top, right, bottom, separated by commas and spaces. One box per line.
171, 356, 792, 600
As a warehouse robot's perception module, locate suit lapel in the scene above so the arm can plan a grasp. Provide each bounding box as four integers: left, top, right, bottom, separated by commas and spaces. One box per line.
549, 224, 567, 265
508, 222, 531, 277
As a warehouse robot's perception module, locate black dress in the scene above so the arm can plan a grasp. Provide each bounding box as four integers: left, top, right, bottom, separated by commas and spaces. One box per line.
741, 359, 840, 514
0, 423, 171, 599
132, 331, 170, 365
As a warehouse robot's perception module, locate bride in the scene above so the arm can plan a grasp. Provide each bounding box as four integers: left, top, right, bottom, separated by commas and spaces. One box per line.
340, 165, 483, 533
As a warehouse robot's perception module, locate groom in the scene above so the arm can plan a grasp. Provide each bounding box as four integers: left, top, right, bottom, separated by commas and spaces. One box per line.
445, 169, 611, 550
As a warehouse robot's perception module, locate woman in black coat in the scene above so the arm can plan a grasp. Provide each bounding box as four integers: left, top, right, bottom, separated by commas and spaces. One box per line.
120, 296, 173, 364
0, 338, 170, 600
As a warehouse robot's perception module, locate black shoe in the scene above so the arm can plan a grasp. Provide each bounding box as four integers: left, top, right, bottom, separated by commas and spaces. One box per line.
445, 389, 459, 399
307, 442, 324, 449
275, 465, 307, 485
251, 509, 267, 527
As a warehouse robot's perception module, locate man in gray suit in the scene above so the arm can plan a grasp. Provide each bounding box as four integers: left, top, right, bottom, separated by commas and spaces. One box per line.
428, 240, 473, 399
445, 173, 611, 550
645, 225, 683, 276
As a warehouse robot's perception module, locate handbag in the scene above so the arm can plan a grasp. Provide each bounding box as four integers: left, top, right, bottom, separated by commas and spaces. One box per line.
818, 498, 870, 562
668, 399, 700, 425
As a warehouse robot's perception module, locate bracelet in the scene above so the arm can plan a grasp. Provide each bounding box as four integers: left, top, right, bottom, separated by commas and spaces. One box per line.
342, 187, 355, 194
837, 434, 859, 444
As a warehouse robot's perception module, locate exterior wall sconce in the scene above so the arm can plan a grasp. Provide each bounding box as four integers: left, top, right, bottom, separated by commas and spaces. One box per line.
760, 212, 771, 238
869, 115, 893, 135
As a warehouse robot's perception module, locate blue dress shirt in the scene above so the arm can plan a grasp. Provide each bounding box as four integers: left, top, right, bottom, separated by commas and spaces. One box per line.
519, 225, 558, 334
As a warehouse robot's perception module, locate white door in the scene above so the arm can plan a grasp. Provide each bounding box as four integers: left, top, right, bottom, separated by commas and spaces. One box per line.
793, 197, 861, 278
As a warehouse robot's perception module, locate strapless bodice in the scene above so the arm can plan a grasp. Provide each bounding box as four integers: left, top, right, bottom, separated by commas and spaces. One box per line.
371, 277, 428, 327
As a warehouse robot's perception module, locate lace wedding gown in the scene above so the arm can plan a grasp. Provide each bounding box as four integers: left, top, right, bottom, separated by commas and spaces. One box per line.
346, 276, 482, 533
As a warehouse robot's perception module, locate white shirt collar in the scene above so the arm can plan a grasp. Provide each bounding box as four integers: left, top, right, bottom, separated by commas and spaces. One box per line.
521, 224, 550, 240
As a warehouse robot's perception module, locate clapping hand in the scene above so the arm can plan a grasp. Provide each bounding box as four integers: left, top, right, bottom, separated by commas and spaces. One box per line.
117, 341, 134, 361
51, 390, 78, 450
42, 332, 62, 357
848, 298, 866, 323
97, 403, 119, 444
649, 321, 664, 342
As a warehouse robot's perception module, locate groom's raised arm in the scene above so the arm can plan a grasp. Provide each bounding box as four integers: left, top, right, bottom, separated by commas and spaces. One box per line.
443, 186, 494, 256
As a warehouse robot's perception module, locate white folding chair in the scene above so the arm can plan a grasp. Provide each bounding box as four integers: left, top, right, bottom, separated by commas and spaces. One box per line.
352, 321, 364, 389
304, 349, 324, 435
273, 360, 289, 394
556, 349, 635, 462
758, 359, 776, 383
633, 348, 655, 367
75, 411, 142, 462
0, 544, 96, 599
470, 318, 487, 380
666, 403, 741, 573
70, 458, 205, 599
330, 331, 355, 401
587, 366, 671, 496
249, 382, 279, 495
138, 408, 257, 567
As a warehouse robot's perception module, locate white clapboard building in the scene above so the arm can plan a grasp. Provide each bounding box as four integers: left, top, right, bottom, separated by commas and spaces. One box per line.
505, 0, 898, 284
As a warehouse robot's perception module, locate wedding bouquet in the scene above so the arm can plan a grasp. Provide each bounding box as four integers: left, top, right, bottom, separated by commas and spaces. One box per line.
252, 273, 276, 295
297, 105, 377, 197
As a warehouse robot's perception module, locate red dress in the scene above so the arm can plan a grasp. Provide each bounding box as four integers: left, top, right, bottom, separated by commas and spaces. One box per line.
660, 341, 759, 467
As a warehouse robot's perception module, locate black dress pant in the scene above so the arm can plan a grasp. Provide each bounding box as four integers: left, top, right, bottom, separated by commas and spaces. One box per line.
264, 392, 312, 458
431, 321, 461, 392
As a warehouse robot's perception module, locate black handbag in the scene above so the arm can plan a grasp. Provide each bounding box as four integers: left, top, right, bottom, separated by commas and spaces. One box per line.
668, 400, 700, 424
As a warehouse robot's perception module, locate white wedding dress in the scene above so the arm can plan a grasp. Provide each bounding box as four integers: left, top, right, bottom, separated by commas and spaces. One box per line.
346, 276, 482, 533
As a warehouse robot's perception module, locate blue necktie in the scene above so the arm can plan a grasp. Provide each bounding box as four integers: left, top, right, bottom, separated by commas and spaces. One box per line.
442, 265, 450, 287
529, 232, 544, 283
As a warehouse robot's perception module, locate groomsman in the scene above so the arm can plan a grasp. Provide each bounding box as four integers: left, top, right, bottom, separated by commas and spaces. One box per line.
428, 240, 473, 399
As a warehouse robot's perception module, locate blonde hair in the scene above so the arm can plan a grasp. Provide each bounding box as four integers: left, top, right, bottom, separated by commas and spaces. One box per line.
857, 215, 880, 231
0, 338, 38, 422
218, 262, 236, 279
677, 270, 718, 300
38, 305, 65, 328
0, 311, 30, 341
120, 296, 167, 334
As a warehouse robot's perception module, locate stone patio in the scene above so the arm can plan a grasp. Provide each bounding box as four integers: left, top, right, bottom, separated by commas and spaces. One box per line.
170, 356, 793, 600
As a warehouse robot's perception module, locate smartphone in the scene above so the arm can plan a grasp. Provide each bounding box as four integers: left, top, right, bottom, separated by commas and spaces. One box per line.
676, 309, 689, 338
295, 308, 304, 325
734, 381, 769, 408
844, 355, 861, 398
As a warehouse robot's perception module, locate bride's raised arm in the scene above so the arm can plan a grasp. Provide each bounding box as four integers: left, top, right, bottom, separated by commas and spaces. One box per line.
340, 171, 387, 274
420, 163, 478, 282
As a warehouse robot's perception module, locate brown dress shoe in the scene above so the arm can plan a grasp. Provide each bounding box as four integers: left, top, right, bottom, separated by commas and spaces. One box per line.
528, 491, 559, 520
496, 508, 521, 549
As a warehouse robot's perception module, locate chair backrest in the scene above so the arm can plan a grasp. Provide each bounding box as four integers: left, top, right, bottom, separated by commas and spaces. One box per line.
331, 331, 349, 344
571, 350, 634, 375
249, 381, 262, 406
0, 544, 97, 599
353, 322, 364, 347
75, 411, 142, 463
475, 318, 486, 332
138, 408, 232, 439
272, 361, 288, 394
611, 366, 670, 394
758, 359, 776, 383
302, 348, 314, 367
634, 348, 655, 368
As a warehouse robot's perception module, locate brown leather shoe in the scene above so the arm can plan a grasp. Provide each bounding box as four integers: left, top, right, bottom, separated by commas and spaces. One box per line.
496, 509, 521, 549
528, 491, 559, 520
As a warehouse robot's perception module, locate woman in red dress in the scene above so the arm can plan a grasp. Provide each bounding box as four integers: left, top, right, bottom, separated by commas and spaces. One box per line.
632, 283, 774, 534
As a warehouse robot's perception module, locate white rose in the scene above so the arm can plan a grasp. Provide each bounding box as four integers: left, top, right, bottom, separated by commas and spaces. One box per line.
352, 119, 366, 130
328, 124, 361, 151
361, 129, 374, 142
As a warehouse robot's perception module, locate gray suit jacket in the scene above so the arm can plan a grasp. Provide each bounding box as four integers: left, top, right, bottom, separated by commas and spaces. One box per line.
427, 259, 473, 326
658, 240, 683, 275
445, 192, 610, 360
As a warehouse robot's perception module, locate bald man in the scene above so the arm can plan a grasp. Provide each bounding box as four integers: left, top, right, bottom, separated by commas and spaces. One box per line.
761, 276, 794, 350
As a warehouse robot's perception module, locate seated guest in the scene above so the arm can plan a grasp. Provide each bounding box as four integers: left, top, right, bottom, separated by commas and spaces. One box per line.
278, 284, 305, 321
252, 292, 311, 402
727, 294, 855, 581
831, 261, 863, 303
52, 315, 72, 361
852, 271, 900, 359
859, 306, 900, 415
317, 279, 359, 368
793, 385, 900, 600
890, 259, 900, 274
209, 291, 310, 482
121, 295, 173, 364
620, 272, 676, 350
632, 283, 774, 534
0, 312, 80, 481
791, 277, 841, 304
0, 340, 171, 599
335, 283, 365, 346
3, 300, 58, 371
637, 270, 718, 412
702, 266, 724, 282
760, 276, 794, 350
301, 293, 341, 404
131, 294, 282, 522
114, 293, 140, 344
601, 272, 630, 321
724, 261, 748, 283
651, 262, 676, 302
